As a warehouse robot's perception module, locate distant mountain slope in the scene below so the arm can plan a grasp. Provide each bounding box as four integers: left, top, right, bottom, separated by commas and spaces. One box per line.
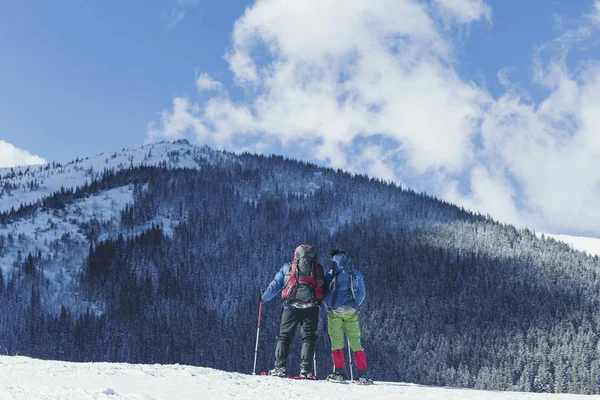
0, 355, 587, 400
1, 141, 599, 395
0, 140, 218, 213
539, 233, 600, 257
0, 140, 217, 314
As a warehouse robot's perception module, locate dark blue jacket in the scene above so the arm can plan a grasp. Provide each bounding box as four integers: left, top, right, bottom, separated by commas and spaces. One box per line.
323, 253, 365, 311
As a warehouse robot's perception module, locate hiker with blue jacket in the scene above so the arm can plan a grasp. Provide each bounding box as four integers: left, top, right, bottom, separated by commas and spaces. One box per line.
259, 244, 326, 379
324, 249, 373, 384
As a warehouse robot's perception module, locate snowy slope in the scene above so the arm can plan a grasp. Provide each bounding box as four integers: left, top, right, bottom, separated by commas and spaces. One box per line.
0, 141, 219, 316
0, 356, 590, 400
539, 233, 600, 257
0, 140, 218, 214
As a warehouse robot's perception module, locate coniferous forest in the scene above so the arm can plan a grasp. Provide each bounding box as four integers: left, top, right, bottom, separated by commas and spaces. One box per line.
1, 146, 600, 394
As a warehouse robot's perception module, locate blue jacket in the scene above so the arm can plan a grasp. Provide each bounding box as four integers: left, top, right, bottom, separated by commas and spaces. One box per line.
262, 263, 290, 303
323, 253, 365, 311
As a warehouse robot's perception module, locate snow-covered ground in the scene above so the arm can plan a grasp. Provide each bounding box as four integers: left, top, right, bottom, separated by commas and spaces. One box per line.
539, 233, 600, 257
0, 356, 592, 400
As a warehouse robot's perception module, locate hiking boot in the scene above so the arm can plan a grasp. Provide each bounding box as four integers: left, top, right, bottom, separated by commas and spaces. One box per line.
355, 374, 373, 385
326, 371, 346, 382
269, 367, 286, 377
299, 370, 315, 380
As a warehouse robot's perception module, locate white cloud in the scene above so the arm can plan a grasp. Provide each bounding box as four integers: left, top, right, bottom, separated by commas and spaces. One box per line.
147, 97, 204, 142
476, 62, 600, 234
151, 0, 486, 174
594, 1, 600, 27
443, 166, 523, 227
166, 0, 200, 27
148, 0, 600, 236
167, 9, 186, 27
196, 73, 223, 91
0, 140, 46, 168
434, 0, 492, 24
467, 10, 600, 235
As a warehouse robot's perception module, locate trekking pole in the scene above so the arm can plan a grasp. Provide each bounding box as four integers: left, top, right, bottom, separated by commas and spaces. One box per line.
313, 344, 317, 378
252, 300, 264, 375
347, 337, 354, 381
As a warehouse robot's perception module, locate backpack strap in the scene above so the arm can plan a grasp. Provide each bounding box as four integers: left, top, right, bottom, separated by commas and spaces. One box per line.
282, 261, 297, 301
309, 260, 320, 305
329, 265, 339, 310
303, 258, 321, 305
349, 270, 356, 305
343, 256, 357, 305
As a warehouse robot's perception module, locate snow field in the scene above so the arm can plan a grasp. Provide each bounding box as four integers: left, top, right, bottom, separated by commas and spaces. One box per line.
0, 356, 594, 400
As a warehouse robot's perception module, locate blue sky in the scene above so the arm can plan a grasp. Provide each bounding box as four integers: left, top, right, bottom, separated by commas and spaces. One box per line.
0, 0, 248, 161
2, 0, 600, 238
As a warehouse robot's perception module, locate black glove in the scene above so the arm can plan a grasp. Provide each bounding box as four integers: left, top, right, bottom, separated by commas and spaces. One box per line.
258, 289, 264, 302
330, 249, 345, 257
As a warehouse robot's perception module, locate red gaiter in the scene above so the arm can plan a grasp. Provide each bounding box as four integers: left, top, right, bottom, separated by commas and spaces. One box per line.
332, 349, 345, 369
354, 350, 367, 371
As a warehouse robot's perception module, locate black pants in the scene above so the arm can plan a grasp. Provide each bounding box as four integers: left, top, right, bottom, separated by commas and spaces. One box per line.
274, 307, 319, 373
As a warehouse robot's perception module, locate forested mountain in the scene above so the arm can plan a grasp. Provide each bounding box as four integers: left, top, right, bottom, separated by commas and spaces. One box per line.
0, 140, 599, 394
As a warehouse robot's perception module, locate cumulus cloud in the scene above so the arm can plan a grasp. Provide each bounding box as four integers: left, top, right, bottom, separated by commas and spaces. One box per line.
196, 73, 223, 91
444, 6, 600, 233
150, 0, 486, 174
443, 166, 523, 227
148, 0, 600, 236
0, 140, 47, 168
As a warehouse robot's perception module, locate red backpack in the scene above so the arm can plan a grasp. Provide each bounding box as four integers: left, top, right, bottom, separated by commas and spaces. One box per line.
282, 245, 323, 307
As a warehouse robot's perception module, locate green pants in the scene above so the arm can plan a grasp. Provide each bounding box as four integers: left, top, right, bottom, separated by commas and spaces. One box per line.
327, 311, 363, 351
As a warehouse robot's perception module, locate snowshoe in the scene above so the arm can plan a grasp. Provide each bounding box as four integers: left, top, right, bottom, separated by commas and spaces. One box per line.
268, 367, 287, 377
299, 370, 316, 380
354, 374, 374, 385
326, 372, 346, 383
